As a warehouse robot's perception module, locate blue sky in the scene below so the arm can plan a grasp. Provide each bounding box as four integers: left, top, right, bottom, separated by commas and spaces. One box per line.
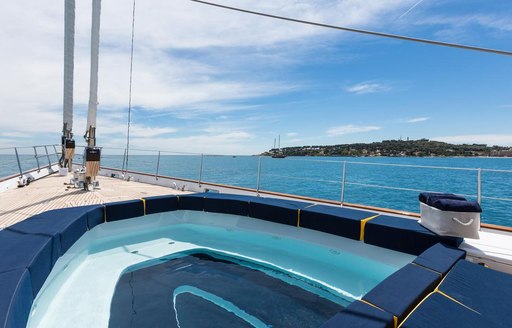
0, 0, 511, 154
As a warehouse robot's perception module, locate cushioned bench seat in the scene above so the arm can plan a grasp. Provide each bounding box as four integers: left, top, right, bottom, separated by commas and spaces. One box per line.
248, 197, 312, 226
300, 205, 377, 240
0, 227, 58, 298
413, 243, 466, 276
364, 215, 462, 255
204, 193, 256, 216
437, 260, 512, 328
400, 292, 502, 328
0, 268, 33, 328
320, 301, 394, 328
104, 199, 144, 222
177, 193, 207, 211
143, 195, 178, 215
362, 263, 441, 324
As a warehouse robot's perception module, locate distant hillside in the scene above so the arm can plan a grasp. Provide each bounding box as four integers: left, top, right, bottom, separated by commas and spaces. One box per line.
262, 139, 512, 157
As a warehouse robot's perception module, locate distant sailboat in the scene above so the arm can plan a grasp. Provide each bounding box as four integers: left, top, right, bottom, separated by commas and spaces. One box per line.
272, 135, 286, 158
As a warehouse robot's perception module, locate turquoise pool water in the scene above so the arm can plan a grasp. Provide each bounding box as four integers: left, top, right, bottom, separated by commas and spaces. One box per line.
28, 210, 414, 327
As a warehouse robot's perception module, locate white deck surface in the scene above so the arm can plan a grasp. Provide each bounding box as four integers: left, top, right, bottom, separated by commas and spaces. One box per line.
0, 173, 185, 229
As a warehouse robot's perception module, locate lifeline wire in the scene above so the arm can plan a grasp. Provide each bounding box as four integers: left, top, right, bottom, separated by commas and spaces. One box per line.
190, 0, 512, 56
125, 0, 136, 175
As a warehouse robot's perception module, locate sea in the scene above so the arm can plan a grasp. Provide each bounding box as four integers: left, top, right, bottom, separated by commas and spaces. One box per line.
1, 153, 511, 227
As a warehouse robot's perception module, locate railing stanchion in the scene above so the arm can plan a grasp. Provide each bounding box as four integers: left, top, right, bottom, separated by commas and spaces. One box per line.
198, 154, 204, 187
340, 161, 347, 206
52, 144, 60, 162
14, 147, 24, 179
44, 146, 52, 170
121, 148, 127, 176
33, 146, 41, 172
477, 168, 482, 204
256, 156, 262, 196
155, 151, 161, 180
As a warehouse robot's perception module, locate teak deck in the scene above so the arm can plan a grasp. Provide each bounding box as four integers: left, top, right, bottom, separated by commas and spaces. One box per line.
0, 174, 185, 229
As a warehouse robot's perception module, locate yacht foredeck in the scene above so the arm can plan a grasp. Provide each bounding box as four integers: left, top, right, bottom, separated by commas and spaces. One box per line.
0, 174, 186, 229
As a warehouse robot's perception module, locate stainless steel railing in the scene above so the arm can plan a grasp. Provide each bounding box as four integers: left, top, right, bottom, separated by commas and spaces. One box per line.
0, 145, 61, 181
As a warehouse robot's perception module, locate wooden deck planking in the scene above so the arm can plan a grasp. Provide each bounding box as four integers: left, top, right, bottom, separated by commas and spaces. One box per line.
0, 174, 185, 229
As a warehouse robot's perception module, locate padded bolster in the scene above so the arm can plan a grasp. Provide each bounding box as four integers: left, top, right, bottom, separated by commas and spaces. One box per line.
413, 243, 466, 275
419, 192, 466, 204
204, 193, 256, 216
401, 292, 501, 328
300, 205, 377, 240
0, 269, 33, 328
86, 205, 106, 230
430, 199, 482, 213
364, 215, 462, 255
144, 195, 178, 215
105, 200, 145, 222
11, 206, 93, 254
0, 229, 56, 298
438, 260, 512, 327
363, 263, 441, 323
177, 193, 207, 211
320, 301, 394, 328
248, 197, 312, 226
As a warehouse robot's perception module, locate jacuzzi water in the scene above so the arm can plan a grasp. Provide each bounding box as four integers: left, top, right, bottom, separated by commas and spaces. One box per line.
27, 210, 415, 328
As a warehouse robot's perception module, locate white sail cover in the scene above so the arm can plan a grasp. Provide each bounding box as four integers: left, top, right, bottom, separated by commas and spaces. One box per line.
86, 0, 101, 133
63, 0, 75, 133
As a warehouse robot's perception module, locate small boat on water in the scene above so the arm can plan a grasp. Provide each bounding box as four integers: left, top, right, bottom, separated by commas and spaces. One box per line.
272, 135, 286, 158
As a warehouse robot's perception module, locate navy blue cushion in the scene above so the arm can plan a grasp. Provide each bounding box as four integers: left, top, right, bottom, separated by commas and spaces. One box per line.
364, 215, 462, 255
301, 205, 377, 240
401, 292, 501, 328
204, 193, 256, 216
419, 193, 466, 205
438, 260, 512, 327
430, 199, 482, 213
413, 243, 466, 275
248, 197, 312, 226
363, 263, 441, 323
0, 229, 56, 297
0, 269, 33, 328
177, 193, 207, 211
320, 301, 394, 328
12, 206, 92, 254
86, 205, 105, 229
105, 200, 145, 222
144, 195, 178, 215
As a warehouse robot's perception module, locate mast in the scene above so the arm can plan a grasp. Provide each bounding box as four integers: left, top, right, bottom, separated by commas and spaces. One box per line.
85, 0, 101, 147
83, 0, 102, 189
61, 0, 76, 170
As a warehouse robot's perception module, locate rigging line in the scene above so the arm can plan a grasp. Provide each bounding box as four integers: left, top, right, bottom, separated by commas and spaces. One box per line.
125, 0, 136, 175
190, 0, 512, 56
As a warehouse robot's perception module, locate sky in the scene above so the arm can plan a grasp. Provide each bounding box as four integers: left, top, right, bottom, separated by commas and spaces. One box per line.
0, 0, 511, 155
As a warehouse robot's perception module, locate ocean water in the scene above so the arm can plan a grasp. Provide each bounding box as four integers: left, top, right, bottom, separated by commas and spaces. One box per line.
1, 153, 511, 226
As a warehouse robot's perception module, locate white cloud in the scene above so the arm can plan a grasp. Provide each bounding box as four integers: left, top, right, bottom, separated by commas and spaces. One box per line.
327, 125, 381, 137
286, 132, 298, 137
406, 117, 430, 123
345, 82, 390, 95
432, 134, 512, 147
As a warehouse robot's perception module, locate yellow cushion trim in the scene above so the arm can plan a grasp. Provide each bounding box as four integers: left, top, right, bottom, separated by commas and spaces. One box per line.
141, 198, 147, 215
360, 299, 384, 311
103, 204, 107, 223
297, 209, 301, 227
393, 316, 398, 328
398, 291, 436, 327
360, 215, 380, 241
411, 262, 443, 276
436, 290, 480, 314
